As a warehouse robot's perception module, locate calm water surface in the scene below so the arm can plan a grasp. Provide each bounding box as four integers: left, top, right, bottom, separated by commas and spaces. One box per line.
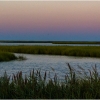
0, 43, 100, 46
0, 53, 100, 80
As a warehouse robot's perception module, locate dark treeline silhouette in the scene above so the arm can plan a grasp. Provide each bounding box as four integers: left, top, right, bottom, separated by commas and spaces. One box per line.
0, 40, 100, 44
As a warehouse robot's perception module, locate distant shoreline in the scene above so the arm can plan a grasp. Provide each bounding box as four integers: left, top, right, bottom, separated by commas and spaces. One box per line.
0, 40, 100, 44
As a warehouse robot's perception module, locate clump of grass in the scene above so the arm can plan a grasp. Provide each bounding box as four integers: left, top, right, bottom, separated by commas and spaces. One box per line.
17, 55, 27, 61
0, 51, 26, 62
0, 64, 100, 99
0, 51, 17, 62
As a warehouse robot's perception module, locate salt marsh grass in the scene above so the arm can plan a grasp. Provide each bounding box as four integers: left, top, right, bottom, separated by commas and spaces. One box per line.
0, 46, 100, 57
0, 51, 17, 61
0, 51, 26, 61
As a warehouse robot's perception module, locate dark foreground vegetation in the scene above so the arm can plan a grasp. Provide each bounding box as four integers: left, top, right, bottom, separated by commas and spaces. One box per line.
0, 46, 100, 57
0, 64, 100, 99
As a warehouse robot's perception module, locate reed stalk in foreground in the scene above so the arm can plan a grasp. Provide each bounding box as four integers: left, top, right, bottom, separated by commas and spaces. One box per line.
0, 64, 100, 99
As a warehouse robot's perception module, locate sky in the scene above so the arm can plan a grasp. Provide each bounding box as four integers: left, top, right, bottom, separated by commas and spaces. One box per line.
0, 1, 100, 41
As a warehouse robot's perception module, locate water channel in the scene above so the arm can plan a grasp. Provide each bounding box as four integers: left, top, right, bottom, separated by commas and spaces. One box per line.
0, 53, 100, 81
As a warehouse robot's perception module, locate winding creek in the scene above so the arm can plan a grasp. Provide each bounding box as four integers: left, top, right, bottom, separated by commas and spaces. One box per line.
0, 53, 100, 80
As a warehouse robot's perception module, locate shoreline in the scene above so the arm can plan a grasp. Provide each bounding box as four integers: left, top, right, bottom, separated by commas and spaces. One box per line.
0, 40, 100, 44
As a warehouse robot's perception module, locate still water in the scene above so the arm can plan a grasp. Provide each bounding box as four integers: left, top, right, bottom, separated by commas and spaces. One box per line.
0, 53, 100, 80
0, 43, 100, 46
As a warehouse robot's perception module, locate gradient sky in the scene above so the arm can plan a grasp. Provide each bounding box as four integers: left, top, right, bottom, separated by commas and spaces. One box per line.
0, 1, 100, 41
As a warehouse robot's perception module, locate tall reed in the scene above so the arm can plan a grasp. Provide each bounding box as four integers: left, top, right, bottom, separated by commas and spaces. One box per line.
0, 64, 100, 99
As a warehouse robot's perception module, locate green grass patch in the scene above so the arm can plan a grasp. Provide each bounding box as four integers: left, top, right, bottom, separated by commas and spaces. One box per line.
0, 46, 100, 57
0, 51, 26, 62
0, 51, 17, 62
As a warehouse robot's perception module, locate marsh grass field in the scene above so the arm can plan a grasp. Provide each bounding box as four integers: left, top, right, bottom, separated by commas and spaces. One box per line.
0, 45, 100, 57
0, 44, 100, 98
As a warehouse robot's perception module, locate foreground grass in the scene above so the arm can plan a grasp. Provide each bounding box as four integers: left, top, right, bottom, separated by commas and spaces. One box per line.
0, 51, 17, 61
0, 64, 100, 99
0, 46, 100, 57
